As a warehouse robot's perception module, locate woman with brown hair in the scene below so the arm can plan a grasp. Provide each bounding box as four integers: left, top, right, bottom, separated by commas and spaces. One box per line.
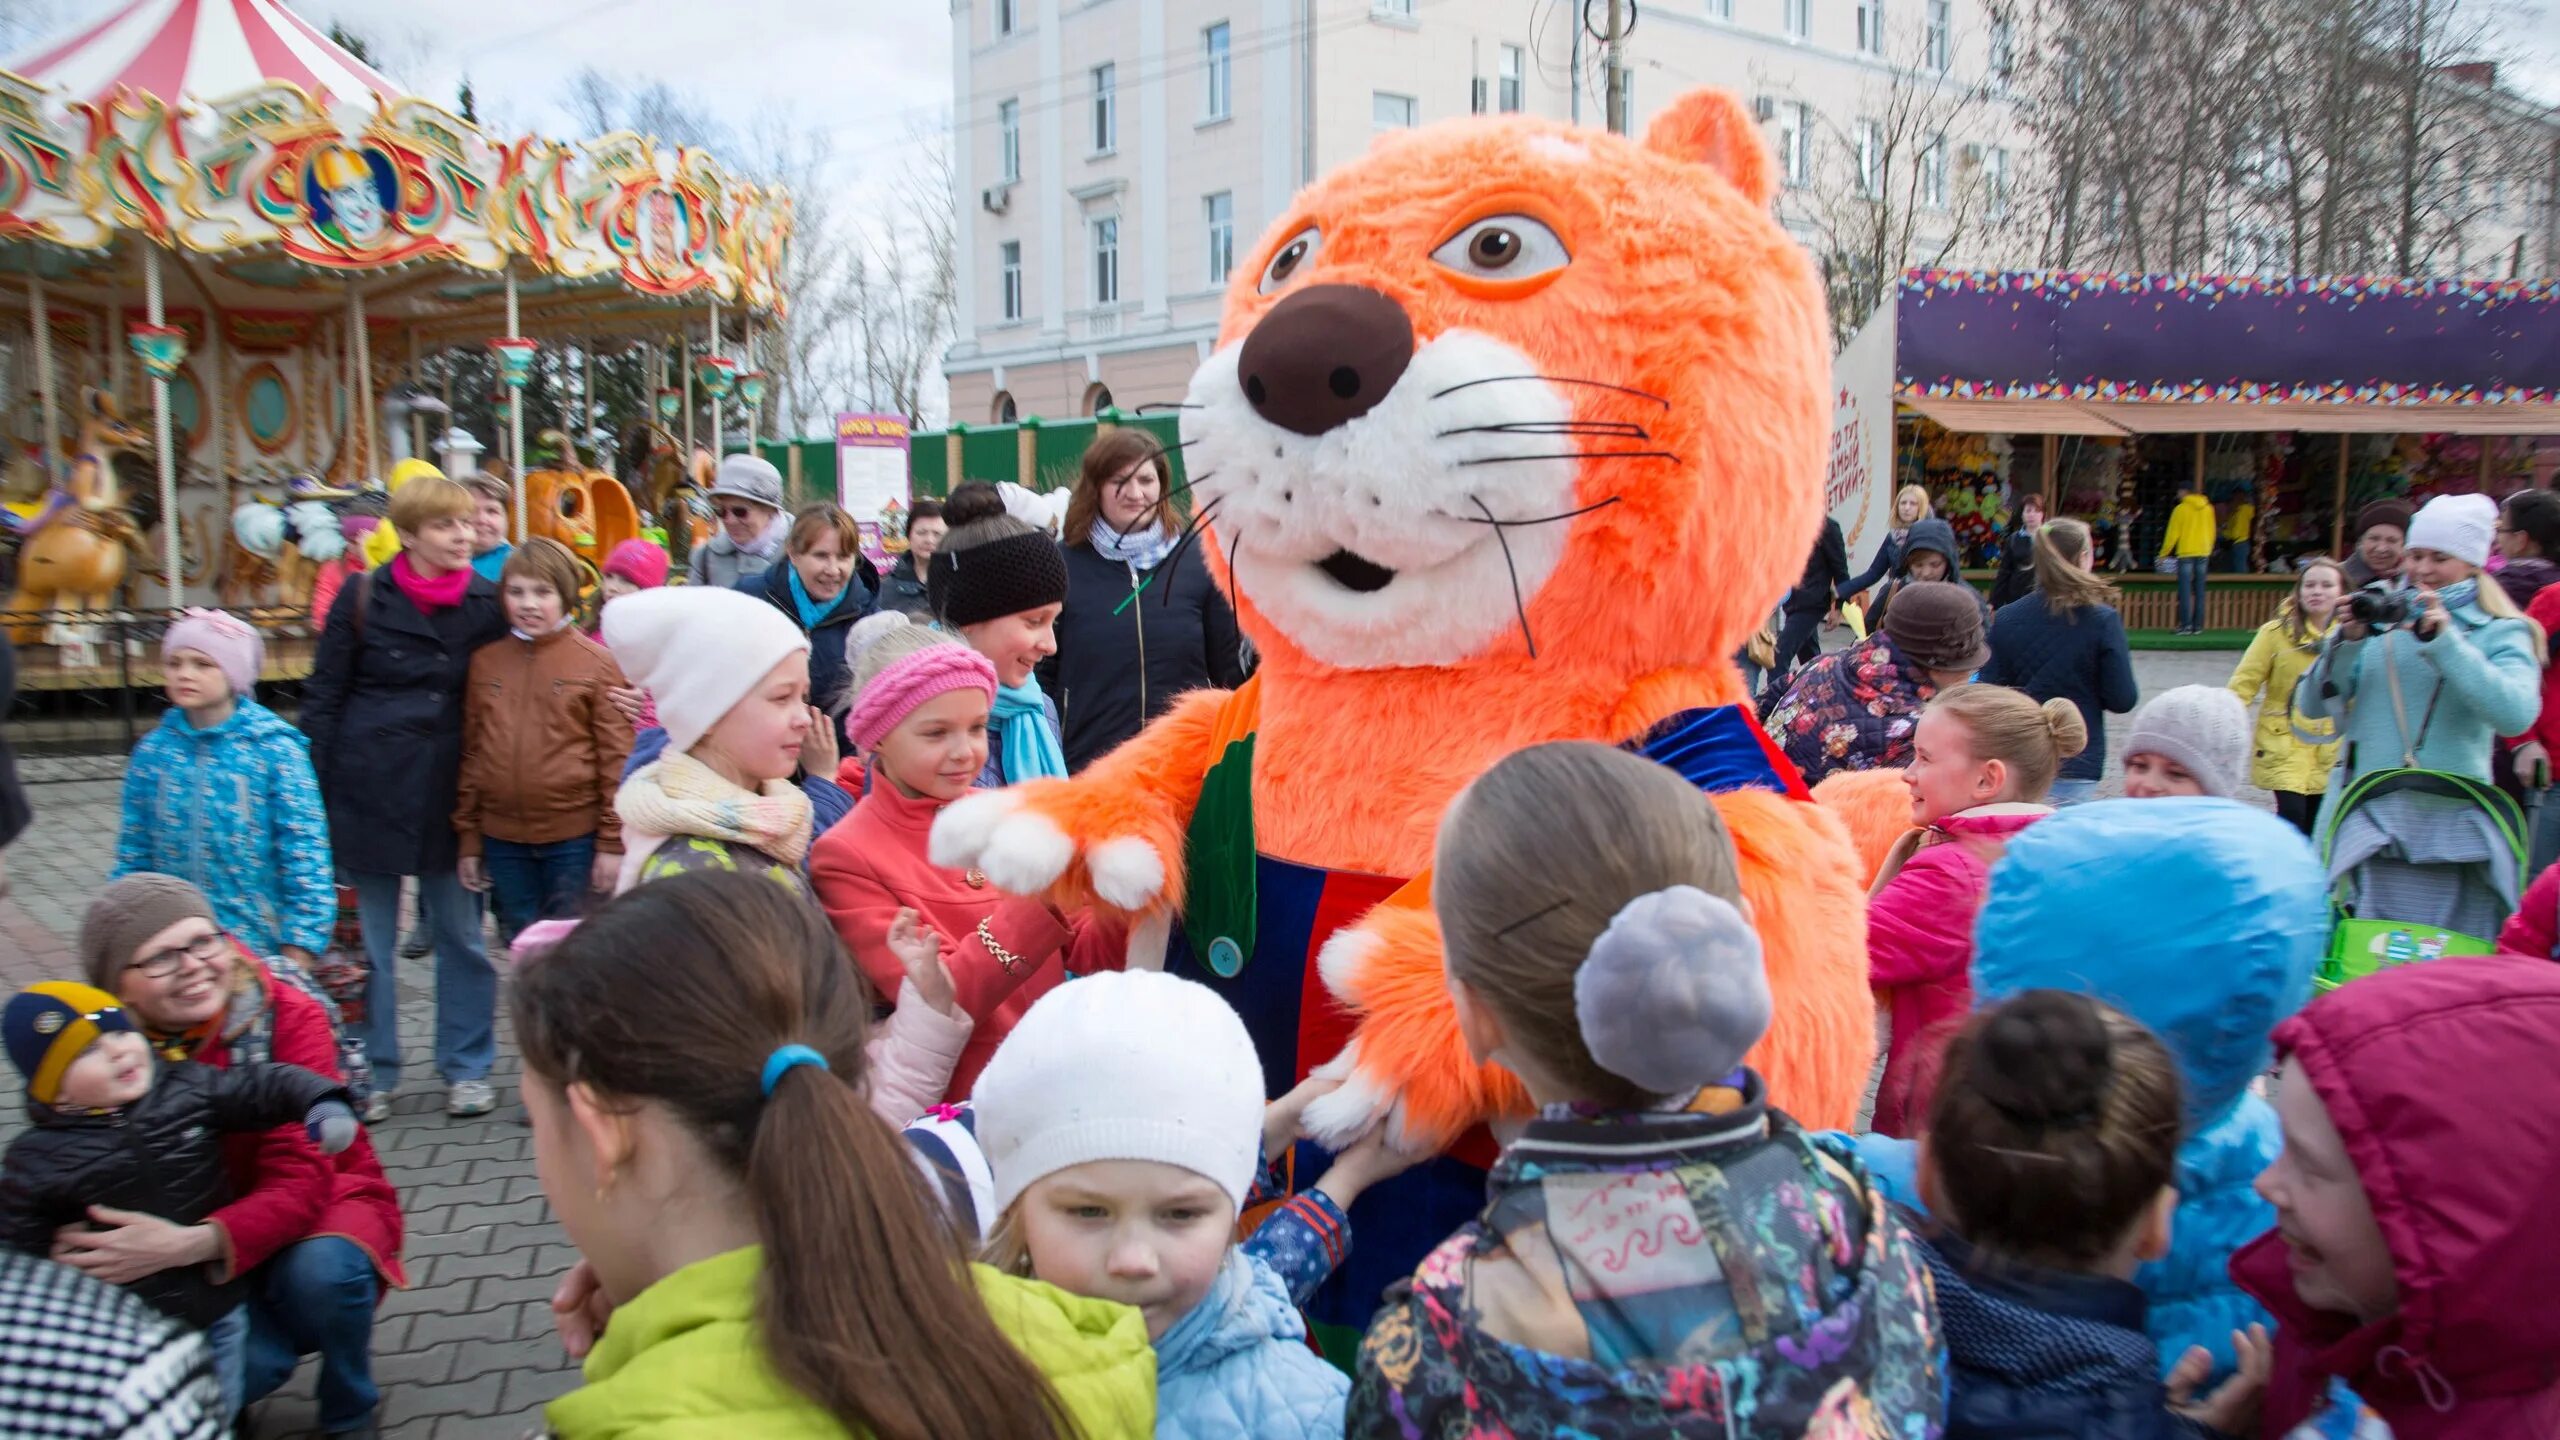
1978, 518, 2140, 805
519, 870, 1154, 1439
1044, 428, 1247, 773
737, 502, 880, 741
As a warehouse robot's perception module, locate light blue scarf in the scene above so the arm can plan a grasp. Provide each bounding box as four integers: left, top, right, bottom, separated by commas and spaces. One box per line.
784, 562, 833, 632
993, 680, 1069, 782
1091, 521, 1180, 573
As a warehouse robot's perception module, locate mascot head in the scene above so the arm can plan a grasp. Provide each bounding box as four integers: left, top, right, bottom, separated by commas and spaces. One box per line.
1182, 89, 1828, 691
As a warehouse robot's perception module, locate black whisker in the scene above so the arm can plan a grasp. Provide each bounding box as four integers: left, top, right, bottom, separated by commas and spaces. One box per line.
1438, 420, 1653, 441
1431, 375, 1671, 409
1457, 450, 1679, 466
1133, 470, 1214, 534
1471, 495, 1537, 661
1452, 495, 1625, 529
1134, 401, 1203, 413
1225, 527, 1243, 595
1153, 495, 1225, 605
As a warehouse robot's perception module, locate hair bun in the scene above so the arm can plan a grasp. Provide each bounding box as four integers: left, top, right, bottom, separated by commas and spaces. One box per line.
1974, 989, 2112, 1129
2039, 697, 2091, 761
940, 481, 1009, 530
1573, 887, 1772, 1096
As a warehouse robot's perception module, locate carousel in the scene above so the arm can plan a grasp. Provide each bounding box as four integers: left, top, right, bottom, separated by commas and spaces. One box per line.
0, 0, 788, 689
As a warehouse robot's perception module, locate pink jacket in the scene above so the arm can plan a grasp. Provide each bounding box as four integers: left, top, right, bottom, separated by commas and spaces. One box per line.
1865, 803, 2051, 1136
809, 779, 1127, 1103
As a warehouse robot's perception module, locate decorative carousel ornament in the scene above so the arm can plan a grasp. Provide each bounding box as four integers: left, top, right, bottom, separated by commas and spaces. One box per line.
656, 389, 684, 422
126, 322, 189, 382
736, 371, 769, 410
488, 337, 540, 389
694, 355, 739, 400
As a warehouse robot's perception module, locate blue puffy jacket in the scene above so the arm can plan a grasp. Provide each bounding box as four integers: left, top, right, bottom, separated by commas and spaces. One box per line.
115, 698, 334, 958
1972, 798, 2325, 1381
1155, 1249, 1346, 1440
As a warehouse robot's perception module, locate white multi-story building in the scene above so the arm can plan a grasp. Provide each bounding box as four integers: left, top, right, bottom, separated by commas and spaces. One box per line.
943, 1, 2557, 422
946, 0, 2027, 421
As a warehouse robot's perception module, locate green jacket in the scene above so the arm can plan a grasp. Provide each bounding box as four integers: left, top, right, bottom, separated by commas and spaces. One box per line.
545, 1247, 1157, 1439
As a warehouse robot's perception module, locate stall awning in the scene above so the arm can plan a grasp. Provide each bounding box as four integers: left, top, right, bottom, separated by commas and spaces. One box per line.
1898, 271, 2560, 436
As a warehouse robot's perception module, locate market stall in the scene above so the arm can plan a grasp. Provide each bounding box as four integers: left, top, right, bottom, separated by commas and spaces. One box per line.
0, 0, 788, 683
1892, 270, 2559, 633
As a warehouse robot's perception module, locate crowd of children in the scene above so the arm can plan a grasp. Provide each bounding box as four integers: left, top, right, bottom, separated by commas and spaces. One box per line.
20, 468, 2560, 1440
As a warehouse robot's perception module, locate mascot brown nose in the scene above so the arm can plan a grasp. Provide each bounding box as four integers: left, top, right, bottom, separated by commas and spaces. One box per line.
1237, 284, 1415, 436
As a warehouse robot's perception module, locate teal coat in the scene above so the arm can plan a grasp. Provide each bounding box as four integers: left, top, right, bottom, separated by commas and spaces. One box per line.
2293, 590, 2540, 833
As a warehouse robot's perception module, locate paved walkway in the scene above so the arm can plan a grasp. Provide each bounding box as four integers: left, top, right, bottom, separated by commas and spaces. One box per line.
0, 646, 2258, 1437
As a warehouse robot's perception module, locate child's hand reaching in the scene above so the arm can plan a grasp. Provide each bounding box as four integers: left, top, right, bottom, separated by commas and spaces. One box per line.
1312, 1123, 1431, 1213
1263, 1074, 1343, 1164
305, 1100, 358, 1155
2166, 1324, 2272, 1438
888, 908, 958, 1017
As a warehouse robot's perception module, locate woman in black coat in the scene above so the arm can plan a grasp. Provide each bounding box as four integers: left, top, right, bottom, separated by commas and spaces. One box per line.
735, 502, 878, 742
298, 476, 506, 1115
1043, 429, 1247, 773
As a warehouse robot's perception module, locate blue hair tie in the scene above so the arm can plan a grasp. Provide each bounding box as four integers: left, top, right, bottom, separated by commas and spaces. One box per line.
759, 1044, 830, 1097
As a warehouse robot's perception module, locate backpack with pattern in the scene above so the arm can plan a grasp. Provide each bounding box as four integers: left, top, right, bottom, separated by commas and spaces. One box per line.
234, 953, 375, 1108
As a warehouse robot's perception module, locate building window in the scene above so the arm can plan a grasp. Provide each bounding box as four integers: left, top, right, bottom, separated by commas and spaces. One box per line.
1705, 0, 1732, 16
1855, 0, 1883, 56
1205, 191, 1234, 285
1856, 117, 1883, 197
1000, 242, 1023, 321
1373, 91, 1417, 130
999, 99, 1020, 181
1988, 9, 2013, 81
993, 391, 1018, 423
1203, 23, 1231, 119
1983, 146, 2009, 220
1091, 64, 1117, 152
1499, 44, 1524, 112
1784, 0, 1810, 40
1374, 0, 1415, 13
1780, 102, 1812, 187
1084, 383, 1115, 416
995, 0, 1016, 35
1920, 134, 1947, 209
1092, 217, 1120, 306
1924, 0, 1950, 71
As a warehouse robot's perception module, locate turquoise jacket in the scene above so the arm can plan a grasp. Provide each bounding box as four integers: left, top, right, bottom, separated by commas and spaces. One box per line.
2294, 586, 2540, 832
115, 698, 334, 957
1155, 1250, 1346, 1440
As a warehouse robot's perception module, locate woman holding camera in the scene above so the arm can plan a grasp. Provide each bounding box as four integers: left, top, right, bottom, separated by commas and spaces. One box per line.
2294, 493, 2544, 838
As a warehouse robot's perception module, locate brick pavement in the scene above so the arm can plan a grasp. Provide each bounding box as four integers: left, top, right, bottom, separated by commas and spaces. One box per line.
0, 647, 2260, 1437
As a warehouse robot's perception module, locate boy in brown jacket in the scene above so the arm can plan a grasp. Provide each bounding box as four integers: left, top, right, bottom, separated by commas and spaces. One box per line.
455, 538, 632, 943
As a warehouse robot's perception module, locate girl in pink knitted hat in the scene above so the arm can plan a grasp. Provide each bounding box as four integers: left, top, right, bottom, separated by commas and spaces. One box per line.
811, 614, 1128, 1103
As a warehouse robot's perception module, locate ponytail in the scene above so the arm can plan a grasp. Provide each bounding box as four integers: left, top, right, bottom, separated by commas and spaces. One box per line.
515, 872, 1072, 1440
2031, 518, 2117, 618
2470, 567, 2549, 666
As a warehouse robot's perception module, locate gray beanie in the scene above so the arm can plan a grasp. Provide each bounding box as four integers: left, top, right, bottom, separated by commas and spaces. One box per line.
80, 874, 219, 990
707, 454, 785, 511
2123, 685, 2252, 798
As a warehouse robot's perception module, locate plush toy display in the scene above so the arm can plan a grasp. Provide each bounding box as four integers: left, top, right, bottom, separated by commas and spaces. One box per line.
933, 89, 1874, 1343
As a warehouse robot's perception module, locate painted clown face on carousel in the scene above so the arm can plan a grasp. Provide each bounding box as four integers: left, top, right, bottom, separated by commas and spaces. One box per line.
307, 143, 391, 248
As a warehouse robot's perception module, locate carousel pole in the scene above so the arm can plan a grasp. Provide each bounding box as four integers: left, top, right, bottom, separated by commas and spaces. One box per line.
143, 244, 180, 609
25, 267, 60, 483
745, 315, 761, 440
706, 297, 722, 456
505, 265, 526, 537
352, 285, 377, 484
681, 332, 695, 457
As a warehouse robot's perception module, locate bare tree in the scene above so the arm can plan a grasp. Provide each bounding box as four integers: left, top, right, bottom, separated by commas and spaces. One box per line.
1774, 28, 1998, 343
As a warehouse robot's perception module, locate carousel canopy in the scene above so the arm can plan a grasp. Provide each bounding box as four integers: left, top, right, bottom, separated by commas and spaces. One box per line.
10, 0, 398, 115
1898, 270, 2560, 437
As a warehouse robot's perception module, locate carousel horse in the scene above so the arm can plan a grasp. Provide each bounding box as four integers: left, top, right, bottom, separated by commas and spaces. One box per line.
7, 389, 147, 642
619, 420, 715, 571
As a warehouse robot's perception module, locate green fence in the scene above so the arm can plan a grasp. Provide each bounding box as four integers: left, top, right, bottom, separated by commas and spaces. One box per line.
733, 409, 1186, 507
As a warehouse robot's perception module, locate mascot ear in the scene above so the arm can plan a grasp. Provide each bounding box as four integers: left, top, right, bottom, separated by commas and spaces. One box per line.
1642, 88, 1776, 208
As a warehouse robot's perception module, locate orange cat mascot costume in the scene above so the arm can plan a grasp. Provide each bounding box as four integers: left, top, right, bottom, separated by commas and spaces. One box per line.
934, 88, 1873, 1347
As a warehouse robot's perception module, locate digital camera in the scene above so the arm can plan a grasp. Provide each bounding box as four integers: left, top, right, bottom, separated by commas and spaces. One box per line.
2347, 580, 2417, 631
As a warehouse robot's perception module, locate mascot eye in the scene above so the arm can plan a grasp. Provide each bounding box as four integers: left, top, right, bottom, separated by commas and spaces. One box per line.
1430, 215, 1569, 280
1258, 227, 1321, 294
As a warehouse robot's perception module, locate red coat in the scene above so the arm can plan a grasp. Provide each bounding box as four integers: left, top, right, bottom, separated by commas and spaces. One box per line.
193, 963, 406, 1289
2524, 585, 2560, 755
1864, 804, 2050, 1137
2497, 863, 2559, 959
808, 780, 1126, 1101
2233, 954, 2560, 1439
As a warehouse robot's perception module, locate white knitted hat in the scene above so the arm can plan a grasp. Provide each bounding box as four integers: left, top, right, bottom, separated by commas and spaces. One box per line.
601, 586, 809, 754
2124, 685, 2252, 798
2406, 492, 2499, 568
972, 971, 1265, 1216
